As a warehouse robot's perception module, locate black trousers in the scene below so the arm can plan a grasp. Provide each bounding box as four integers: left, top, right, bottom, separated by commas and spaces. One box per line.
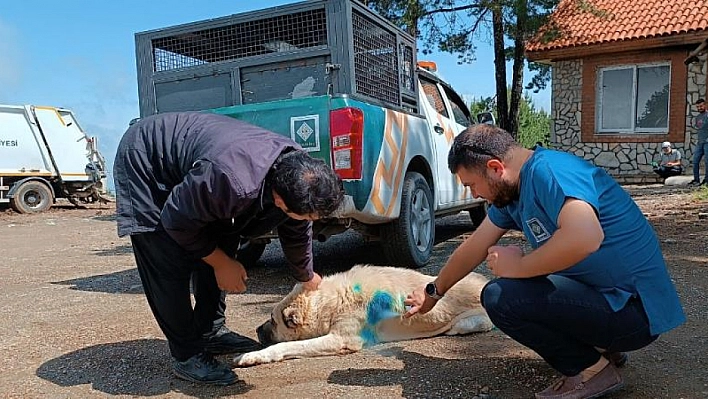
130, 230, 237, 361
653, 165, 683, 179
482, 275, 657, 376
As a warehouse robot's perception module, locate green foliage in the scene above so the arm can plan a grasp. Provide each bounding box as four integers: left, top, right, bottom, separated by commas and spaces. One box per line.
468, 90, 550, 148
516, 92, 550, 148
364, 0, 561, 135
365, 0, 497, 62
693, 185, 708, 202
526, 60, 552, 93
364, 1, 610, 135
365, 0, 559, 64
468, 95, 496, 117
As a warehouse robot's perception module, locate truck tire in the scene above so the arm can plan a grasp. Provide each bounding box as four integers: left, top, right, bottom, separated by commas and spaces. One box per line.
468, 203, 488, 227
10, 181, 53, 214
381, 172, 434, 268
236, 240, 267, 268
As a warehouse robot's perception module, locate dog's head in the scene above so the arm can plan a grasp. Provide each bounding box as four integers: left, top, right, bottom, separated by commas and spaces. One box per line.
256, 284, 331, 346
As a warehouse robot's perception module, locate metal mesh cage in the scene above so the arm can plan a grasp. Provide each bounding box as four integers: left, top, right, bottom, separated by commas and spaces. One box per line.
352, 10, 399, 105
152, 9, 328, 72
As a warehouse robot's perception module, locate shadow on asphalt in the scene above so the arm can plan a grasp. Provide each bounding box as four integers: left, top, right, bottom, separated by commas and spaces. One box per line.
92, 213, 117, 222
92, 244, 134, 256
327, 342, 557, 399
36, 339, 253, 397
50, 214, 476, 296
52, 268, 144, 294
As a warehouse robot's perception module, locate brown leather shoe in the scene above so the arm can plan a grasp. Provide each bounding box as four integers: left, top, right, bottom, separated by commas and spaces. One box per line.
535, 363, 624, 399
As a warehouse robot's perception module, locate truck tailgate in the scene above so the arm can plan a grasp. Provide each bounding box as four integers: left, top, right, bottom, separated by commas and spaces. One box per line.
210, 95, 331, 164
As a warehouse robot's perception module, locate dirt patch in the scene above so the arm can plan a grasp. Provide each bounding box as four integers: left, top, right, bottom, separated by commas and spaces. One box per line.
0, 185, 706, 398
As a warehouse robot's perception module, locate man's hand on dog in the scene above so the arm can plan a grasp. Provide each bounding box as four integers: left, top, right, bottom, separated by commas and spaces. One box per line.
403, 285, 436, 318
302, 272, 322, 291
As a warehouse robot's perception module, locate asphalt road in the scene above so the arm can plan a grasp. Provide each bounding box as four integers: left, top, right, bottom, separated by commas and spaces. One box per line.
1, 201, 704, 398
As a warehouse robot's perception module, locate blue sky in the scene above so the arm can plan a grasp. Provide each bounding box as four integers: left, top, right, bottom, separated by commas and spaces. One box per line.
0, 0, 550, 187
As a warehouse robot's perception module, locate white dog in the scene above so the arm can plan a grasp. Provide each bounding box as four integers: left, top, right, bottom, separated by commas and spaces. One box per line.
234, 265, 493, 367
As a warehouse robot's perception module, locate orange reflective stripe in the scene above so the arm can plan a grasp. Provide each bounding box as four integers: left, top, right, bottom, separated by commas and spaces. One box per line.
385, 113, 407, 217
370, 110, 409, 216
34, 106, 66, 126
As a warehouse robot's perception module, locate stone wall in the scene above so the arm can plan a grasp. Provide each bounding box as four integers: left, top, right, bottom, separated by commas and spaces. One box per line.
550, 56, 707, 184
685, 56, 708, 165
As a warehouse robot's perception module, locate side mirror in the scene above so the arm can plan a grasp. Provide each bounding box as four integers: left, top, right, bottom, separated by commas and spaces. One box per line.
477, 111, 495, 125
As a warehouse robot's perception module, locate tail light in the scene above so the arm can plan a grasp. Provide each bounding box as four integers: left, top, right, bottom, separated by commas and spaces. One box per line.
330, 107, 363, 179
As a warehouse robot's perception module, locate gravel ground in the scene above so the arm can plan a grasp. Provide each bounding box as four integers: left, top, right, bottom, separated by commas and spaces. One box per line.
0, 184, 706, 398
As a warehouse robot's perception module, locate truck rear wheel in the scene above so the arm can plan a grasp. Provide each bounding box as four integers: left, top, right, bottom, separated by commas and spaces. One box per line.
381, 172, 434, 268
10, 181, 53, 214
236, 239, 267, 268
468, 203, 488, 227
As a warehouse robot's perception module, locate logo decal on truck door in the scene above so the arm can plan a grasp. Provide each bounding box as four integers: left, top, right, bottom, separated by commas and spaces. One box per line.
291, 115, 320, 152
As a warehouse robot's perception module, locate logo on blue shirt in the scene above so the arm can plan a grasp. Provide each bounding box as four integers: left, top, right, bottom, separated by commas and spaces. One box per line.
526, 218, 551, 243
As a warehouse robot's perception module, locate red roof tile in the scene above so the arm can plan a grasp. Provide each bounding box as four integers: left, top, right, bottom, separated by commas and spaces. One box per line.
526, 0, 708, 52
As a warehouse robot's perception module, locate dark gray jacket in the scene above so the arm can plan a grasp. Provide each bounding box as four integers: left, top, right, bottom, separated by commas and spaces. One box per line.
114, 112, 314, 281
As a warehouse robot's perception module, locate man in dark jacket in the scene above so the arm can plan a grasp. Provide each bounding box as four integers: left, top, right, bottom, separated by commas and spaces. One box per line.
114, 112, 344, 385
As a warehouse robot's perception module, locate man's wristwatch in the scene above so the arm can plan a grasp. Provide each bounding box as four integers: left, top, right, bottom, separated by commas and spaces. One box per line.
425, 281, 444, 300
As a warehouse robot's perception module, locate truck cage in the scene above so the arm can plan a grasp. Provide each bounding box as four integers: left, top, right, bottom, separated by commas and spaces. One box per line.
135, 0, 419, 118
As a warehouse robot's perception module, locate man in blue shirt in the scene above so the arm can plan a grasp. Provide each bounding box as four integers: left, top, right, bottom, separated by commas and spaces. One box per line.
405, 125, 685, 399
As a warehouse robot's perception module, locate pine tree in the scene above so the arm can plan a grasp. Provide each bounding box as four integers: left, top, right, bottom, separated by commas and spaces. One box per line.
364, 0, 568, 137
468, 89, 550, 147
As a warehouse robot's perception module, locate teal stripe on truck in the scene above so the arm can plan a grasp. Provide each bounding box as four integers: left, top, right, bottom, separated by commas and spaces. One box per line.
210, 96, 332, 163
210, 95, 387, 212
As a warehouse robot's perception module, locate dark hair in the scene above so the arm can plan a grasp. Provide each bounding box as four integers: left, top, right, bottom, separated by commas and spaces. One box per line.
271, 151, 344, 218
448, 124, 519, 173
696, 98, 705, 105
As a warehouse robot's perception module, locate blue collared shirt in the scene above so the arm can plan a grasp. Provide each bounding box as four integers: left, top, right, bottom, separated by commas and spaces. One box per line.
488, 147, 685, 335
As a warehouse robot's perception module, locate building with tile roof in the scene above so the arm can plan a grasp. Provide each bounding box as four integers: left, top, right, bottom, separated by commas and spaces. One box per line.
526, 0, 708, 182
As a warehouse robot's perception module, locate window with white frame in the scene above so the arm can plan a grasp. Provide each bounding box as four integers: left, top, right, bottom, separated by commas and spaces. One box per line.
597, 63, 670, 134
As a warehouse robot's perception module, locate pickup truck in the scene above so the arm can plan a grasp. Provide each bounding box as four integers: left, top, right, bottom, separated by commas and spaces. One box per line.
133, 0, 488, 267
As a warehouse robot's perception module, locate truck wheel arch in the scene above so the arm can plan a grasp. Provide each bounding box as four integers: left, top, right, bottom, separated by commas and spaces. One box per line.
406, 155, 435, 204
8, 178, 56, 214
468, 202, 489, 227
380, 170, 435, 268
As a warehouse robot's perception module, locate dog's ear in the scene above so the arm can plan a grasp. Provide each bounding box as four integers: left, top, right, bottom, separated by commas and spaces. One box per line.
282, 305, 302, 328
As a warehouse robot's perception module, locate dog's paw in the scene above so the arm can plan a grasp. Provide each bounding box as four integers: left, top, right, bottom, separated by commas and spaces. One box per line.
233, 351, 274, 367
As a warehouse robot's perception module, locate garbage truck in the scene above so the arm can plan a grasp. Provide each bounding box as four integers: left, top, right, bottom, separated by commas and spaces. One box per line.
133, 0, 491, 267
0, 104, 110, 213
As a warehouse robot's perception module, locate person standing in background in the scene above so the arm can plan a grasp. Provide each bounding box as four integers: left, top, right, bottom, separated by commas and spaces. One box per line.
689, 99, 708, 186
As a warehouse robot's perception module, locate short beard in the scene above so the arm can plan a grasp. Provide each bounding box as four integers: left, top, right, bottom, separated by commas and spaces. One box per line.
489, 177, 520, 208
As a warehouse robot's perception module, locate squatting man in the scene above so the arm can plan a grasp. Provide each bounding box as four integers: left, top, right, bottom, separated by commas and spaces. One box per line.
405, 124, 685, 399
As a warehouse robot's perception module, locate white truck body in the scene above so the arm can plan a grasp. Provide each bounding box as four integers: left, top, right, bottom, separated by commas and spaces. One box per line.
0, 104, 109, 213
133, 0, 493, 267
